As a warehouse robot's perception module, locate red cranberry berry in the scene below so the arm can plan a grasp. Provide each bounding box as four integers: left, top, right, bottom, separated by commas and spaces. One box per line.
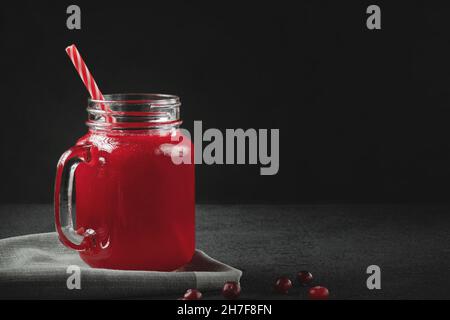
183, 289, 202, 300
297, 271, 313, 286
222, 281, 241, 299
274, 277, 293, 294
308, 286, 329, 300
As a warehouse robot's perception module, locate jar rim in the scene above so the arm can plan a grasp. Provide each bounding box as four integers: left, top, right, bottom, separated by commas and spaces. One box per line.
88, 93, 180, 105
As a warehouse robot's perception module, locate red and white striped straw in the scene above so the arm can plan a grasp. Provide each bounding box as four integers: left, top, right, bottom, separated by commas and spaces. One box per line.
65, 44, 105, 102
65, 44, 113, 123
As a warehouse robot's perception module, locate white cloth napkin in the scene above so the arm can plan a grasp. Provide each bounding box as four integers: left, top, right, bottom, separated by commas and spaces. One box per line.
0, 232, 242, 299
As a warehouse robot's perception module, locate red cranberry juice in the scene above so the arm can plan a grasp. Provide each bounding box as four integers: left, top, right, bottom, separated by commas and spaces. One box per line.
74, 129, 195, 271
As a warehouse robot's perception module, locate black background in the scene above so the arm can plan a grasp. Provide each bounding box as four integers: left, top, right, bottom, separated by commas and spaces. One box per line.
1, 0, 450, 204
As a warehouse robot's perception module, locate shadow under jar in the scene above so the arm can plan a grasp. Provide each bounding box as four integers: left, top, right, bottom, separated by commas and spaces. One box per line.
54, 94, 195, 271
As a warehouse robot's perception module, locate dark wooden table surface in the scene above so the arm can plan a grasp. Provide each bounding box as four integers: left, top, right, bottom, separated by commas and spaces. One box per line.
1, 204, 449, 299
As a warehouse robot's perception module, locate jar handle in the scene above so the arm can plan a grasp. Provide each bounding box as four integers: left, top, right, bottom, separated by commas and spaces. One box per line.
54, 144, 96, 251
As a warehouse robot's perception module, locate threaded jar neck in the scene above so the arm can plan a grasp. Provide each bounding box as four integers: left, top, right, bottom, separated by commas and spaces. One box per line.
87, 93, 181, 131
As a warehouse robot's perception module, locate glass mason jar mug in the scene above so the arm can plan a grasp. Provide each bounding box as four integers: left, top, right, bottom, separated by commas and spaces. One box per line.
54, 94, 195, 271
